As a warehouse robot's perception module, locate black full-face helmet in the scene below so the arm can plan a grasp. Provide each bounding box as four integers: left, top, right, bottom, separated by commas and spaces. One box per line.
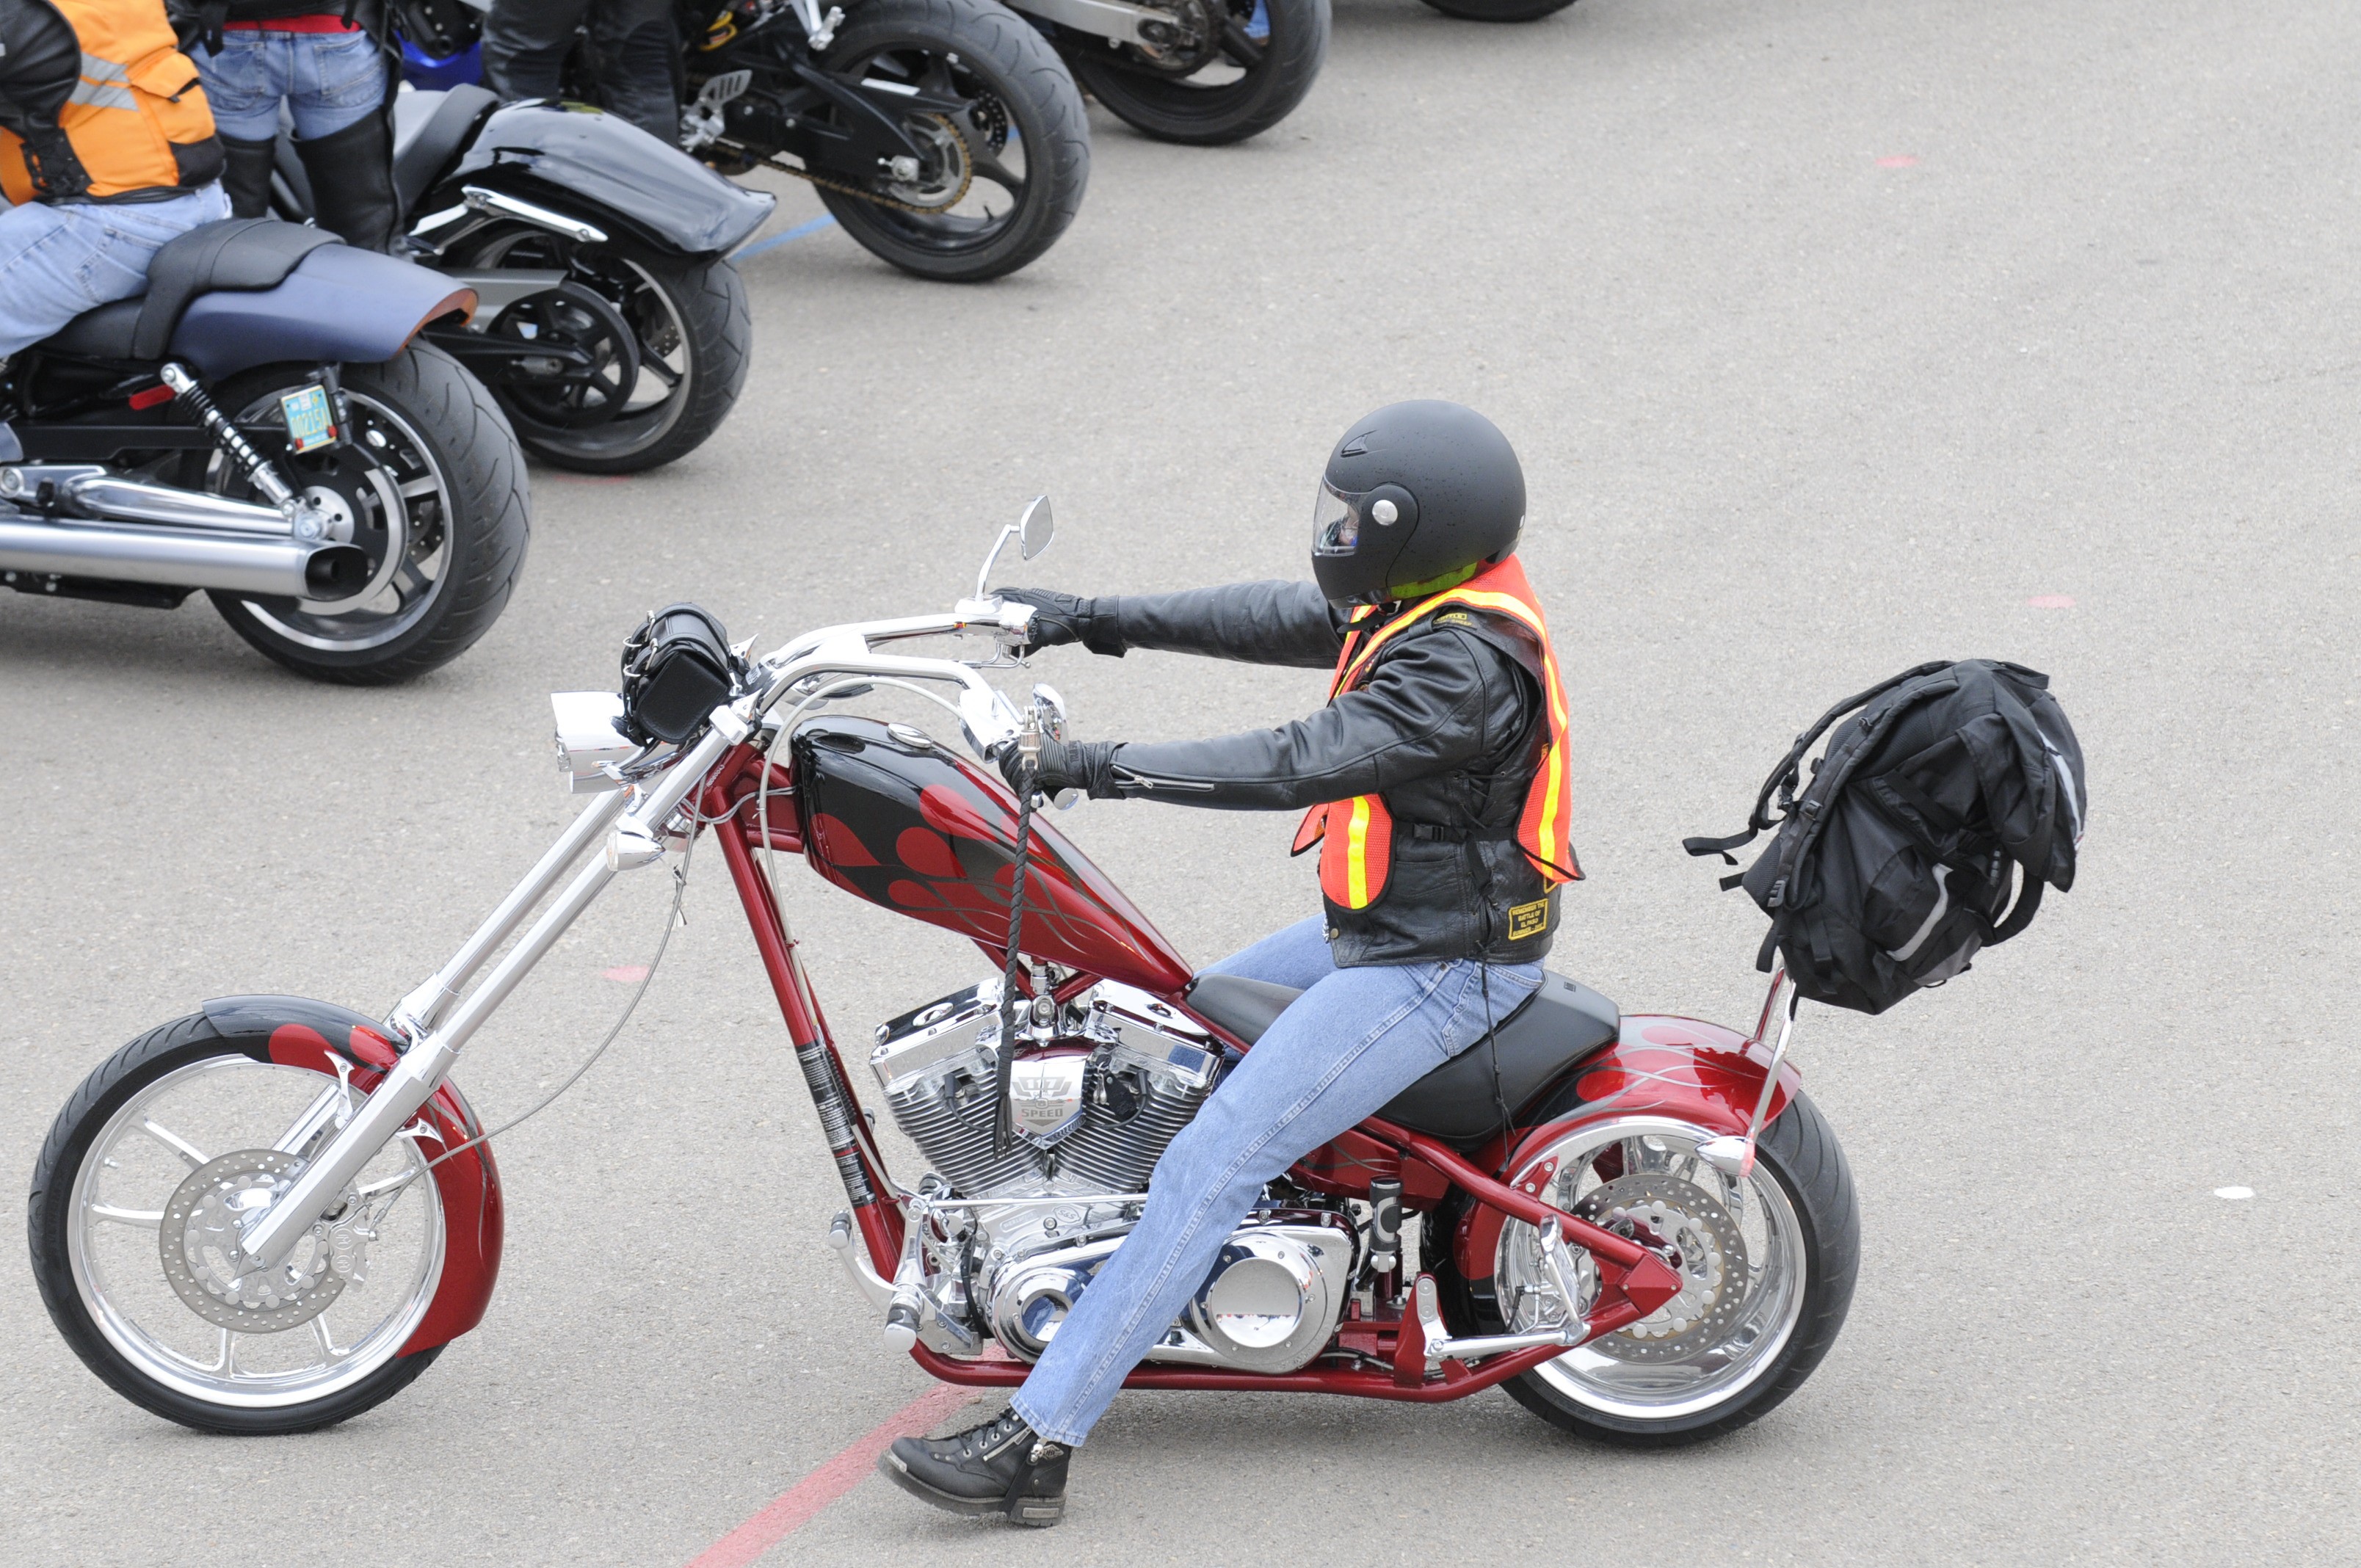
1311, 401, 1526, 606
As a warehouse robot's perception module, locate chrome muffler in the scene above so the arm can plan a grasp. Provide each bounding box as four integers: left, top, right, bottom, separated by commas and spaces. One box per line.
0, 507, 368, 598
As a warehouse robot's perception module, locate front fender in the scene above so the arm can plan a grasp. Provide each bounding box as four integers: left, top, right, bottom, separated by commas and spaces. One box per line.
442, 102, 775, 255
1454, 1013, 1802, 1283
202, 995, 502, 1355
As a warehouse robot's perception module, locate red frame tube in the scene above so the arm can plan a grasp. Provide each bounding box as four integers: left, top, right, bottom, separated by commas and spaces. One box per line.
703, 741, 1684, 1402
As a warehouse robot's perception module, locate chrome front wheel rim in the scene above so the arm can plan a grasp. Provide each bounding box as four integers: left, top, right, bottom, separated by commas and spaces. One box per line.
66, 1056, 445, 1408
1497, 1114, 1807, 1422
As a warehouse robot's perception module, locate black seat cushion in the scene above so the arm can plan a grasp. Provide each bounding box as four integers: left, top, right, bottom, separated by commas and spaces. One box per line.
1183, 973, 1303, 1046
1187, 968, 1622, 1150
42, 297, 145, 360
132, 219, 337, 360
394, 83, 498, 215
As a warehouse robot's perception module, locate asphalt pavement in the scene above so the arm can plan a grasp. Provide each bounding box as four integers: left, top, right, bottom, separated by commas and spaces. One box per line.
4, 0, 2357, 1561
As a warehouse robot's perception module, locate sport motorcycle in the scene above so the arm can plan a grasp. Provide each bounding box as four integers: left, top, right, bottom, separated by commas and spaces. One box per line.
28, 502, 1858, 1442
0, 219, 529, 683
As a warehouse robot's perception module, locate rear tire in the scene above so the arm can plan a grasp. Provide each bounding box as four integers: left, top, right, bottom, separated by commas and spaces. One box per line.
205, 345, 530, 683
815, 0, 1091, 282
1418, 0, 1575, 21
27, 1013, 446, 1434
1433, 1096, 1858, 1446
1065, 0, 1330, 147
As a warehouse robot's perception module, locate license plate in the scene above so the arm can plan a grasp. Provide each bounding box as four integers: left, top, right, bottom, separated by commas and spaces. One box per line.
280, 385, 336, 454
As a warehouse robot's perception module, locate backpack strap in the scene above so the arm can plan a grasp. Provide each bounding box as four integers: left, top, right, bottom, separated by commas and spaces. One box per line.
1683, 661, 1954, 864
1986, 868, 2044, 945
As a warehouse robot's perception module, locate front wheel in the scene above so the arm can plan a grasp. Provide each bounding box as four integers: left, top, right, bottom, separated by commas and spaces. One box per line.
27, 1014, 449, 1434
1065, 0, 1330, 147
814, 0, 1092, 282
1435, 1098, 1859, 1445
203, 345, 531, 683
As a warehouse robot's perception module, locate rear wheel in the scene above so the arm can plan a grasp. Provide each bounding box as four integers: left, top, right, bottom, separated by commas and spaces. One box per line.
1418, 0, 1575, 21
813, 0, 1091, 282
26, 1014, 448, 1434
1432, 1100, 1858, 1445
1065, 0, 1329, 147
202, 346, 530, 683
454, 231, 752, 473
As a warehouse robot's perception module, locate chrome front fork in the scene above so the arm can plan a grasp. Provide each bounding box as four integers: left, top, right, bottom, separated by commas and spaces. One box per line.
236, 714, 749, 1270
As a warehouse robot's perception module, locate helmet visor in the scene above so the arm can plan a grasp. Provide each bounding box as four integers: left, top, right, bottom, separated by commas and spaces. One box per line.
1312, 480, 1363, 556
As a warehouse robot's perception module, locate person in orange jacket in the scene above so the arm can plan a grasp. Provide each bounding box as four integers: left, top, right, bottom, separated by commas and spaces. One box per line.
0, 0, 229, 357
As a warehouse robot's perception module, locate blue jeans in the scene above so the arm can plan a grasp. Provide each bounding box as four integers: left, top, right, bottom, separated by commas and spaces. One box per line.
1009, 917, 1544, 1445
0, 184, 233, 358
197, 29, 387, 142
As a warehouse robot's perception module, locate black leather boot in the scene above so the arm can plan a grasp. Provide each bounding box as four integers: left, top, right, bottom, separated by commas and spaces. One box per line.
878, 1407, 1069, 1526
295, 112, 398, 251
220, 134, 277, 219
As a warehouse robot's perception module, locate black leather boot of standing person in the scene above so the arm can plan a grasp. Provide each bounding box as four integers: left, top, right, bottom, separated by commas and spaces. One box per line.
219, 134, 277, 218
877, 1407, 1070, 1526
295, 112, 397, 250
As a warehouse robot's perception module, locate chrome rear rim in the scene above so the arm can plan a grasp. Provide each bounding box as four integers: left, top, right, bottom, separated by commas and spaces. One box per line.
67, 1056, 444, 1408
1497, 1114, 1807, 1421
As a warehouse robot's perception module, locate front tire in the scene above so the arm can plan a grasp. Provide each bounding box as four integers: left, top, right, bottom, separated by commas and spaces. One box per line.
815, 0, 1092, 282
204, 345, 531, 683
1435, 1097, 1858, 1446
28, 1014, 448, 1434
1065, 0, 1330, 147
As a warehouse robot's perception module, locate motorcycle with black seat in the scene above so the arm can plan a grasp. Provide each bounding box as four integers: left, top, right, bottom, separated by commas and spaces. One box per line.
271, 87, 773, 474
28, 502, 1857, 1444
0, 219, 529, 683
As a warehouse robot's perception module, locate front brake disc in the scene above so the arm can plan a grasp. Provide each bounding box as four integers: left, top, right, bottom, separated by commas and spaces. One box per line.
159, 1150, 352, 1333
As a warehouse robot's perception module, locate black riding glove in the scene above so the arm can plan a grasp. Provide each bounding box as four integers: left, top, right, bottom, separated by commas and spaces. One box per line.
998, 589, 1128, 658
998, 737, 1123, 800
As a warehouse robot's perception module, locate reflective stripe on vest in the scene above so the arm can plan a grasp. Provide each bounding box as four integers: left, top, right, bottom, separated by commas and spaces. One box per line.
1290, 554, 1581, 910
0, 0, 217, 204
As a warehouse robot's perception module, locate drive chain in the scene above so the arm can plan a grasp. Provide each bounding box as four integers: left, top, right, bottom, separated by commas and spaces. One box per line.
714, 129, 973, 217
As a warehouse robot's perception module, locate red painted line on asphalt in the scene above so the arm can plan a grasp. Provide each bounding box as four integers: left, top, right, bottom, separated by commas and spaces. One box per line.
683, 1382, 982, 1567
2027, 594, 2076, 609
1876, 154, 1920, 167
601, 965, 651, 982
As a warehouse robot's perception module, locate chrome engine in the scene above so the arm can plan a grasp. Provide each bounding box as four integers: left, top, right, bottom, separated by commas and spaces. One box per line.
865, 979, 1363, 1374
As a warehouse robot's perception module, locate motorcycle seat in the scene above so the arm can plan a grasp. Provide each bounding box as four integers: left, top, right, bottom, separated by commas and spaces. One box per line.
37, 219, 335, 364
393, 84, 499, 217
1186, 969, 1622, 1150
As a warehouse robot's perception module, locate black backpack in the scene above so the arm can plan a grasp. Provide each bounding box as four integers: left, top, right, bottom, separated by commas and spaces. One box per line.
1686, 661, 2086, 1015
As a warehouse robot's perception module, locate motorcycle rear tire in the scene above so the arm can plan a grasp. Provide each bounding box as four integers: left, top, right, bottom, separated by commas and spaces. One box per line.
502, 243, 752, 475
815, 0, 1091, 283
1418, 0, 1576, 19
1433, 1092, 1859, 1447
205, 346, 530, 685
1065, 0, 1330, 147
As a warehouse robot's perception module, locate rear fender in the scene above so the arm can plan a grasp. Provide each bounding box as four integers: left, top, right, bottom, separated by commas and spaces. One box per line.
201, 995, 501, 1355
1452, 1013, 1801, 1283
168, 248, 476, 381
438, 102, 775, 255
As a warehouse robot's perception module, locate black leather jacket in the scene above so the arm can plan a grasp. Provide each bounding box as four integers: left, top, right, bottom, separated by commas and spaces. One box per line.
1095, 580, 1560, 968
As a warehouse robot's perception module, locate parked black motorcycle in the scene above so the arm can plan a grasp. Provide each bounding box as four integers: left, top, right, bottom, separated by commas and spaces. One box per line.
0, 220, 530, 683
273, 90, 773, 473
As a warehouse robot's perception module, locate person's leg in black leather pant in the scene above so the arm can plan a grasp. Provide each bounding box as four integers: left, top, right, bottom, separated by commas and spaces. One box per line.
481, 0, 593, 105
483, 0, 678, 145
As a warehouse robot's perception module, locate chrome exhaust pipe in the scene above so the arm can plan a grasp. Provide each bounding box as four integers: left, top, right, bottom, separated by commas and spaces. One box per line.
0, 510, 369, 599
1, 463, 294, 535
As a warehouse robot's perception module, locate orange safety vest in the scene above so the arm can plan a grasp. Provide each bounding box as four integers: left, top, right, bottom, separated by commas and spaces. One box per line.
1, 0, 220, 206
1290, 554, 1581, 910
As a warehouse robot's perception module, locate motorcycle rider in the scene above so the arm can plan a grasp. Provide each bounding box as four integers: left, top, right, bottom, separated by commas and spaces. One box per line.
0, 0, 229, 358
879, 400, 1582, 1525
482, 0, 678, 144
171, 0, 397, 250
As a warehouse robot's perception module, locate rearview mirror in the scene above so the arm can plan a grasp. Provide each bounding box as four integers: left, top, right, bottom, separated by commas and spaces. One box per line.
1018, 495, 1053, 559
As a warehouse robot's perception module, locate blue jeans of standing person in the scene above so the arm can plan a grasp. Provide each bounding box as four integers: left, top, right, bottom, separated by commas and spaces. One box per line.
0, 184, 233, 358
1009, 916, 1544, 1446
196, 26, 388, 142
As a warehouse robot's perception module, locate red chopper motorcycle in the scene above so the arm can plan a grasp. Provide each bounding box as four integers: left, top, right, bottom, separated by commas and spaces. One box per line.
29, 501, 1857, 1443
